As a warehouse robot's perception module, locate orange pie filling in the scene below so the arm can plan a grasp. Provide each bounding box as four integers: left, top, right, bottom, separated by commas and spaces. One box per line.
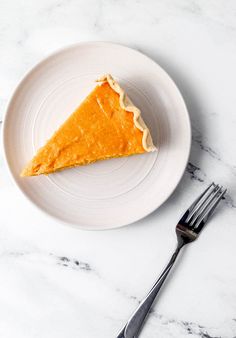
21, 75, 156, 177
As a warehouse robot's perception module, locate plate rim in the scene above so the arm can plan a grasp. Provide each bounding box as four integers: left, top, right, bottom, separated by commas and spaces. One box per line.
2, 41, 191, 230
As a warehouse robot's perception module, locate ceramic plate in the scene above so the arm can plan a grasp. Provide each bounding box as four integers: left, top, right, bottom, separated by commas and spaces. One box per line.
3, 42, 191, 230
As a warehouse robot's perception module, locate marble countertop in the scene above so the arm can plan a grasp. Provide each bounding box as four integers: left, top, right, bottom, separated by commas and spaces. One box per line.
1, 1, 236, 337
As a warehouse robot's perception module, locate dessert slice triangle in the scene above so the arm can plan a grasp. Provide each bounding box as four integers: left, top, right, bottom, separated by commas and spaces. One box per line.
21, 74, 156, 177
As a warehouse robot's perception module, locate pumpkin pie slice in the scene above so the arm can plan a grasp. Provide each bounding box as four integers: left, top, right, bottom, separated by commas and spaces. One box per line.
21, 74, 156, 177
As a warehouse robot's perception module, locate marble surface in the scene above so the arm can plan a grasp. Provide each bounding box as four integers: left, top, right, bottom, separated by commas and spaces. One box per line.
1, 0, 236, 337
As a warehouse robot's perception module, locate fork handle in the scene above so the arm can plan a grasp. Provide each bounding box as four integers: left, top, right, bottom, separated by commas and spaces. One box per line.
117, 245, 183, 338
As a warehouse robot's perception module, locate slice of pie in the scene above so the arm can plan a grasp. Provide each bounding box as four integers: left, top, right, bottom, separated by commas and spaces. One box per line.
21, 74, 156, 177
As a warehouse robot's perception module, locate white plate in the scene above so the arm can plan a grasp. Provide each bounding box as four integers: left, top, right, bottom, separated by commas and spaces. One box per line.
3, 42, 191, 230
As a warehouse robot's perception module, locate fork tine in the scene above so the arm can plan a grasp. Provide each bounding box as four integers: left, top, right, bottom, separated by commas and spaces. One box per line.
189, 185, 221, 226
193, 188, 227, 232
184, 183, 215, 223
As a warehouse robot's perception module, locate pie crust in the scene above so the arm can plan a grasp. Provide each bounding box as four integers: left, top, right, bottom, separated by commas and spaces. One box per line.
97, 74, 156, 152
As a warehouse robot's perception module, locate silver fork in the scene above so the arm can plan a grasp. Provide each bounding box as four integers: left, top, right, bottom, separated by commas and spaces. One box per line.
117, 183, 226, 338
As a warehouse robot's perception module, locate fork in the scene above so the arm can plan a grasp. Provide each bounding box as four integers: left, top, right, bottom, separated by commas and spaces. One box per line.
117, 183, 226, 338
